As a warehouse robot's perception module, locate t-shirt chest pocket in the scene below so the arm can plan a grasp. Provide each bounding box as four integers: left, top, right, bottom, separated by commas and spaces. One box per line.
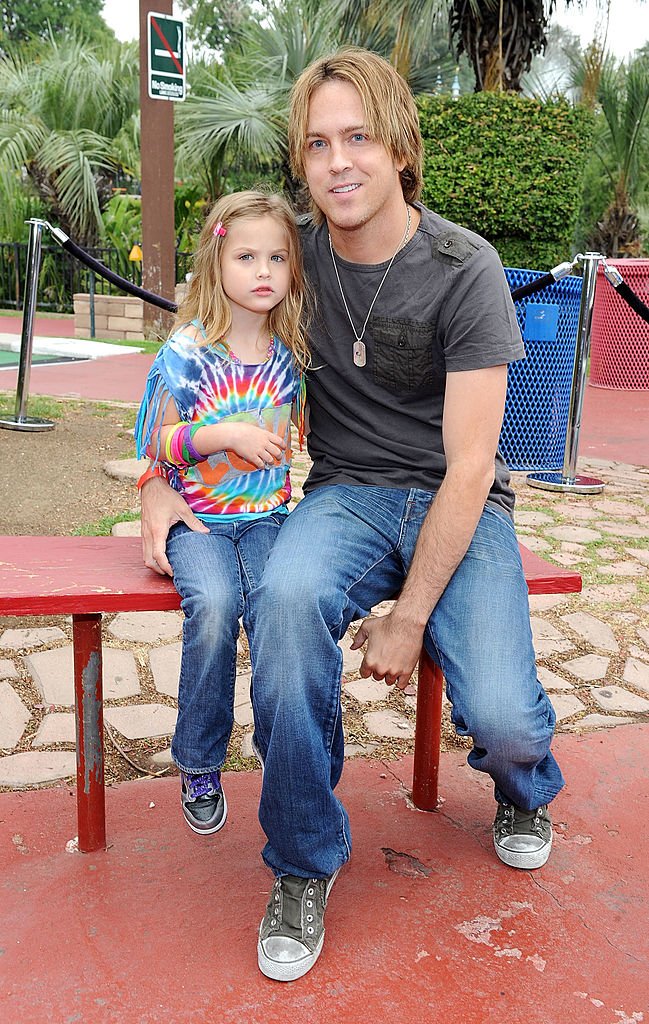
370, 316, 438, 395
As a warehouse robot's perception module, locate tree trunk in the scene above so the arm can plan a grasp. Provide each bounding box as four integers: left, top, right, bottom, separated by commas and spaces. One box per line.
450, 0, 548, 93
595, 182, 641, 258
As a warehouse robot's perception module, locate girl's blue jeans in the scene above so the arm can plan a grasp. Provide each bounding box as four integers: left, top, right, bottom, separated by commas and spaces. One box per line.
166, 512, 286, 775
247, 485, 565, 879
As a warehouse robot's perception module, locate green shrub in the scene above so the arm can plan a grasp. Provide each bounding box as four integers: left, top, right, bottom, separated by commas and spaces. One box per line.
174, 182, 207, 254
418, 93, 594, 269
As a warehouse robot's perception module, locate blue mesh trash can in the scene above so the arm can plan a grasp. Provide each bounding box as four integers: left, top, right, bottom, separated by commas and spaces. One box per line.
499, 268, 583, 471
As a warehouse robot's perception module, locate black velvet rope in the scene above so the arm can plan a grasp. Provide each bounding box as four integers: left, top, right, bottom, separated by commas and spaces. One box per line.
612, 280, 649, 324
64, 231, 649, 323
58, 235, 178, 314
510, 273, 557, 303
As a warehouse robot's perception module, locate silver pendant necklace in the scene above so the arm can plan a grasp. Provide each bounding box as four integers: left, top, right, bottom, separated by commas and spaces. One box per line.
328, 205, 411, 367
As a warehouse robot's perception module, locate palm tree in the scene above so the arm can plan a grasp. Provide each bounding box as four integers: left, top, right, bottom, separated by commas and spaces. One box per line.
0, 35, 139, 244
176, 64, 288, 200
588, 53, 649, 255
330, 0, 470, 92
340, 0, 614, 93
450, 0, 550, 91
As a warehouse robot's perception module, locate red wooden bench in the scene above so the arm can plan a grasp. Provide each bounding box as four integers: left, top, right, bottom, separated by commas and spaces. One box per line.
0, 535, 581, 853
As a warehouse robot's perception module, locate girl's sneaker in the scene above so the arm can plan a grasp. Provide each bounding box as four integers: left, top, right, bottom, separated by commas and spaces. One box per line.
180, 770, 227, 835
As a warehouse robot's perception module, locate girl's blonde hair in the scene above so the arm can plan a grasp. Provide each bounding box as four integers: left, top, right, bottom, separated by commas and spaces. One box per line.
288, 47, 424, 226
175, 189, 311, 371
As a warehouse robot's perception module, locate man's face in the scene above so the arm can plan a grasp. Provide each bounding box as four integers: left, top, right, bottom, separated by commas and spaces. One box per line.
303, 79, 406, 233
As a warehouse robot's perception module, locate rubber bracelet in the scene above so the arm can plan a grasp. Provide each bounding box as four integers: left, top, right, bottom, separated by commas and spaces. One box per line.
164, 425, 176, 464
174, 424, 190, 464
165, 423, 187, 465
136, 464, 167, 490
170, 424, 187, 465
182, 424, 203, 463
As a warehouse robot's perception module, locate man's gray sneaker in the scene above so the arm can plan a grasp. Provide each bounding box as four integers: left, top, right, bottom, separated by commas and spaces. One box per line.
180, 770, 227, 836
493, 802, 552, 869
250, 735, 264, 773
258, 869, 340, 981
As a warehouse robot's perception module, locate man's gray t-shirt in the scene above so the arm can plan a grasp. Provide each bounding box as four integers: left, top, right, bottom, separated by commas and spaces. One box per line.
300, 203, 525, 516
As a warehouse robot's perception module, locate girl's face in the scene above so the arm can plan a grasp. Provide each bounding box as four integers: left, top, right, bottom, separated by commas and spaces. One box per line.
219, 214, 292, 321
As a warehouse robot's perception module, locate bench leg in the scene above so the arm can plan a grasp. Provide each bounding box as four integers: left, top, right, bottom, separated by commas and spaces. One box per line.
412, 647, 443, 811
72, 613, 106, 853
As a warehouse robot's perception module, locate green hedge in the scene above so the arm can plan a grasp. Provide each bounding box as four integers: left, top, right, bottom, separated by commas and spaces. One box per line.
418, 93, 594, 270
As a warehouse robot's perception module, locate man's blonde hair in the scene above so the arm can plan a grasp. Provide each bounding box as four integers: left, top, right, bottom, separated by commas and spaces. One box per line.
176, 189, 310, 371
288, 47, 423, 225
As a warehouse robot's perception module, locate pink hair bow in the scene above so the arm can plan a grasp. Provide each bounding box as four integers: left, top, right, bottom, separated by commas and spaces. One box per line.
213, 221, 227, 237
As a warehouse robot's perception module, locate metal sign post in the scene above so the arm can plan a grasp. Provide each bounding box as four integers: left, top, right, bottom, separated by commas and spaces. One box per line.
527, 253, 604, 494
139, 1, 179, 341
0, 219, 54, 432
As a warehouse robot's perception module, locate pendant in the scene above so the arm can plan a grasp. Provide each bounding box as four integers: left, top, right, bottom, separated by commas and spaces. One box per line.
353, 341, 366, 367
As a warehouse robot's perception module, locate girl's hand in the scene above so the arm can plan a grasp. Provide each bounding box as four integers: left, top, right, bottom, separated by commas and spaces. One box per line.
229, 424, 286, 468
199, 422, 286, 469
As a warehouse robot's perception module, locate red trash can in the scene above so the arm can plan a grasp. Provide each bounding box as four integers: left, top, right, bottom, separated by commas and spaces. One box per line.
590, 259, 649, 390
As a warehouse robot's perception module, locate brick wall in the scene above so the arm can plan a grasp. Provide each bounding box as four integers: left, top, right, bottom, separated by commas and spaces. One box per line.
74, 285, 189, 341
73, 294, 144, 341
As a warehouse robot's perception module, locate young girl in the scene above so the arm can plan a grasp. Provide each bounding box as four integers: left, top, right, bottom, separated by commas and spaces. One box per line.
135, 189, 309, 836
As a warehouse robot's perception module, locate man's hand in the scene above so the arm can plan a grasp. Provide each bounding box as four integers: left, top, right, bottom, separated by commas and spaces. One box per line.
350, 612, 424, 690
140, 476, 209, 576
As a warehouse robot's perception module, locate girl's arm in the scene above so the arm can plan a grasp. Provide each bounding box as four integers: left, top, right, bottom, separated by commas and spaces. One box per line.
143, 392, 181, 460
147, 398, 287, 471
193, 421, 287, 469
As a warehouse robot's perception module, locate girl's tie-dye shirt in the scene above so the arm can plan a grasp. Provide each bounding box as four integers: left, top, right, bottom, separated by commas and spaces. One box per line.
135, 320, 301, 521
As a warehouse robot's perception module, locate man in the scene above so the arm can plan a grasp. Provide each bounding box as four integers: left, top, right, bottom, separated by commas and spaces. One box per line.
141, 48, 564, 983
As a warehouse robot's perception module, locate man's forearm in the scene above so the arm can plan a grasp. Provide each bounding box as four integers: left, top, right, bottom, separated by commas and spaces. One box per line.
393, 463, 495, 628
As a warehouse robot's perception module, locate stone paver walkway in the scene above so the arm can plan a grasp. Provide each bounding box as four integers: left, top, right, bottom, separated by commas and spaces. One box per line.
0, 453, 647, 789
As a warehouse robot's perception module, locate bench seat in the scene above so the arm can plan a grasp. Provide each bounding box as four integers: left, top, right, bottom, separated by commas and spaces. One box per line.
0, 535, 582, 852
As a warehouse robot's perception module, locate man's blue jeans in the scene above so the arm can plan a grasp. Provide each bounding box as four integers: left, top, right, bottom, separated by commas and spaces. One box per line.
166, 513, 286, 774
248, 485, 565, 879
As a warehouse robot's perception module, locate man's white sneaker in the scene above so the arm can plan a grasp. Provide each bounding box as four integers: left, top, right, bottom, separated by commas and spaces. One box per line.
493, 802, 552, 869
258, 870, 339, 981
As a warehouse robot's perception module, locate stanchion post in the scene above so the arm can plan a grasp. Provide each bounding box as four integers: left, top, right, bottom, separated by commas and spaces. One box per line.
527, 252, 604, 494
0, 218, 54, 432
89, 270, 96, 339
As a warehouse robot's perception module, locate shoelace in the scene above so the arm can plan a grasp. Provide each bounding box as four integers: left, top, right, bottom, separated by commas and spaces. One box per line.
498, 805, 546, 837
267, 878, 320, 936
187, 772, 220, 801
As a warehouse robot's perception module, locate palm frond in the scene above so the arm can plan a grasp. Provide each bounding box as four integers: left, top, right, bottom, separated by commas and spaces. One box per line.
176, 78, 287, 174
0, 111, 49, 169
111, 113, 141, 179
38, 130, 116, 239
